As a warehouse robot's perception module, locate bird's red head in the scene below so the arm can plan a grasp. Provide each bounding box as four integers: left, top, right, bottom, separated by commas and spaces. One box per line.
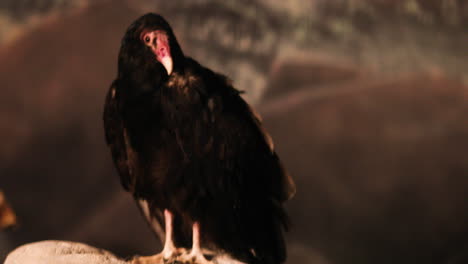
140, 29, 173, 75
118, 13, 184, 78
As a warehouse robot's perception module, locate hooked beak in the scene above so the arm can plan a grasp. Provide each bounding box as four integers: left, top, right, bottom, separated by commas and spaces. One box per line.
158, 54, 173, 76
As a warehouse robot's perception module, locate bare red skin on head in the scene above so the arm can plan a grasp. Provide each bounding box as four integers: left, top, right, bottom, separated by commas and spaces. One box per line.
140, 30, 171, 63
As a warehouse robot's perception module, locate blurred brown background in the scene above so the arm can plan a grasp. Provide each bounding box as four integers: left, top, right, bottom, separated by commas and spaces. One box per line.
1, 0, 467, 263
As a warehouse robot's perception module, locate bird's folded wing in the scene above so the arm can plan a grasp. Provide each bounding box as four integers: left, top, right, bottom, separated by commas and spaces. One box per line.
246, 102, 296, 202
206, 85, 296, 202
103, 83, 136, 191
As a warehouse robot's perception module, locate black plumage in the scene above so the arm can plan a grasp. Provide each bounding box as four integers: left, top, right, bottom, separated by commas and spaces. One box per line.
103, 13, 295, 264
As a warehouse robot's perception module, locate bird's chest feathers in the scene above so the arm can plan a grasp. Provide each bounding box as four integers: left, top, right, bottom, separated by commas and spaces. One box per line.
166, 72, 201, 98
162, 72, 205, 117
158, 72, 217, 160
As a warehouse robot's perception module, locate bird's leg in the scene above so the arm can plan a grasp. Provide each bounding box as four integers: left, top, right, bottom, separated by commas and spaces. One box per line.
182, 222, 213, 264
132, 209, 183, 264
161, 209, 178, 258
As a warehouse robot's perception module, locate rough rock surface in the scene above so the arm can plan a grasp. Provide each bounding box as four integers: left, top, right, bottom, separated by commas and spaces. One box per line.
5, 241, 128, 264
4, 241, 246, 264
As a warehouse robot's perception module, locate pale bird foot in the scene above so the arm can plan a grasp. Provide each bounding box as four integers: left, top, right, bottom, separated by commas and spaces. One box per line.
132, 248, 188, 264
177, 249, 214, 264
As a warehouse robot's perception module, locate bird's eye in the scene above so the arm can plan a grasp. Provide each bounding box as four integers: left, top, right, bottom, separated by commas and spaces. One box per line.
145, 36, 150, 43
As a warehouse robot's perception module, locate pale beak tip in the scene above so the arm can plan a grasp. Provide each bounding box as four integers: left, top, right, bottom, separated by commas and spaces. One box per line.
160, 56, 173, 76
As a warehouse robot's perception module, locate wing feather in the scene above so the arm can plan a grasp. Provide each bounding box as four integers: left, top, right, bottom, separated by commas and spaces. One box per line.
136, 199, 165, 243
245, 101, 296, 201
202, 72, 296, 202
103, 82, 136, 191
104, 82, 167, 244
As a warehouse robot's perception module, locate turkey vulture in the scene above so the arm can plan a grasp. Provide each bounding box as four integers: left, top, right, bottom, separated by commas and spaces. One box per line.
103, 13, 295, 264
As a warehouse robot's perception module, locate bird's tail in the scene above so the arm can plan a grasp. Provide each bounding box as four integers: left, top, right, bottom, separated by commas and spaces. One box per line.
239, 199, 288, 264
